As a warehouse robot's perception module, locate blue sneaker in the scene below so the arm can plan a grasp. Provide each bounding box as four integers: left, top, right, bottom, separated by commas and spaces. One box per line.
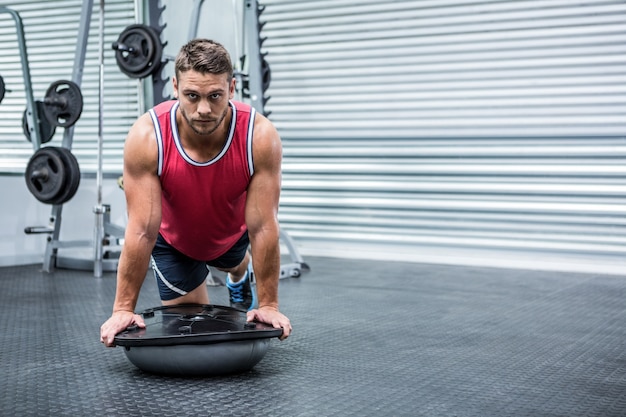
226, 265, 257, 311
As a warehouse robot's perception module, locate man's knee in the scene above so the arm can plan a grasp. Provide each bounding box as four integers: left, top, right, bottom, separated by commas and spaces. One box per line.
218, 252, 250, 277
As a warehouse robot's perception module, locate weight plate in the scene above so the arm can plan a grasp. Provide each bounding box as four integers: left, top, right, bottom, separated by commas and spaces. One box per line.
115, 26, 155, 74
25, 147, 68, 204
22, 101, 56, 144
0, 75, 5, 104
113, 24, 163, 79
49, 147, 80, 205
43, 80, 83, 128
241, 57, 271, 98
261, 57, 271, 93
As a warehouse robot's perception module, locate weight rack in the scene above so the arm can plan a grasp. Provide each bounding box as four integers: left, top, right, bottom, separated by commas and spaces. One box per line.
0, 6, 41, 150
24, 0, 125, 276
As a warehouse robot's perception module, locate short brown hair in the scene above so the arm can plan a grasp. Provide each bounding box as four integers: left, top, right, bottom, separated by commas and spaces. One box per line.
174, 38, 233, 80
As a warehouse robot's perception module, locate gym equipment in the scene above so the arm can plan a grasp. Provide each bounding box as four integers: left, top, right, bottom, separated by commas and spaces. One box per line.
114, 304, 283, 376
110, 2, 170, 106
260, 57, 271, 94
50, 147, 81, 205
240, 0, 307, 278
240, 56, 271, 102
144, 0, 170, 106
25, 148, 65, 204
22, 101, 56, 143
240, 0, 272, 116
25, 0, 125, 277
279, 229, 309, 278
112, 24, 164, 79
92, 0, 107, 277
22, 80, 83, 143
42, 80, 83, 128
24, 147, 80, 205
0, 74, 5, 103
0, 7, 43, 149
0, 7, 82, 204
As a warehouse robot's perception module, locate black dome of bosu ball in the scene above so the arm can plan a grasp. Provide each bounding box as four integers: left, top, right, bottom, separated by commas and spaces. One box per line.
114, 304, 283, 376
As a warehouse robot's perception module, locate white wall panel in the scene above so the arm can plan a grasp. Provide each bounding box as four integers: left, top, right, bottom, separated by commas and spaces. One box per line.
260, 0, 626, 273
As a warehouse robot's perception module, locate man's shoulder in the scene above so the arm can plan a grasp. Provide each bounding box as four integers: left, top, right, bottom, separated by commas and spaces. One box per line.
151, 99, 178, 117
231, 100, 253, 114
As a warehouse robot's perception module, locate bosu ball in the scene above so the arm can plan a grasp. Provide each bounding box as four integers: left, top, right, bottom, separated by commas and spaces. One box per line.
114, 304, 283, 376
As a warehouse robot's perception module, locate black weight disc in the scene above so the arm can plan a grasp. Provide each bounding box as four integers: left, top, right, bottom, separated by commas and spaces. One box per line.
43, 80, 83, 128
22, 101, 56, 144
113, 24, 163, 79
115, 25, 155, 74
25, 147, 67, 203
0, 75, 5, 104
261, 57, 271, 92
48, 147, 80, 205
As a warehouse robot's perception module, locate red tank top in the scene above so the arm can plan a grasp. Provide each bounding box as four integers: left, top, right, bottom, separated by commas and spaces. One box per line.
148, 100, 256, 260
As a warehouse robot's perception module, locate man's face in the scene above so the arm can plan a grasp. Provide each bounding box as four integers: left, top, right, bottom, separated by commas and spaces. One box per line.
173, 70, 235, 136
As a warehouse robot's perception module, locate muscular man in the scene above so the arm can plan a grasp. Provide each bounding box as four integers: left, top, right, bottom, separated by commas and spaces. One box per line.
100, 39, 291, 347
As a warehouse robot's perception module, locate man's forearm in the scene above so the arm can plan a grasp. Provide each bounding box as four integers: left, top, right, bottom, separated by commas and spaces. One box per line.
112, 237, 154, 312
250, 229, 280, 309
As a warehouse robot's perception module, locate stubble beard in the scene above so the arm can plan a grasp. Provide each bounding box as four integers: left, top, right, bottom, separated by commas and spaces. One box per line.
180, 105, 229, 136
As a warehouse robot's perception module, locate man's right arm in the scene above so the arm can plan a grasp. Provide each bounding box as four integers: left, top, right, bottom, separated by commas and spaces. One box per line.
100, 113, 162, 347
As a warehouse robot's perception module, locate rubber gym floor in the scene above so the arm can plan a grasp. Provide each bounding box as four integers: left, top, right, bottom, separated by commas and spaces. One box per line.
1, 256, 625, 417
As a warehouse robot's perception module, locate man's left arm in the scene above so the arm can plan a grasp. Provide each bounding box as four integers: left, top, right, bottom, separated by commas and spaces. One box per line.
245, 113, 292, 340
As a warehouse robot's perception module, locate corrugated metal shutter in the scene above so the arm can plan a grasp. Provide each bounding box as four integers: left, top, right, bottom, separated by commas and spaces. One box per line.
0, 0, 138, 174
260, 0, 626, 273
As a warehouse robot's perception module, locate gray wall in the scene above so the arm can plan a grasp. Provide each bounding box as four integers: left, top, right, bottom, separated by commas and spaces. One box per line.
0, 176, 126, 267
2, 0, 625, 277
0, 175, 49, 266
259, 0, 626, 275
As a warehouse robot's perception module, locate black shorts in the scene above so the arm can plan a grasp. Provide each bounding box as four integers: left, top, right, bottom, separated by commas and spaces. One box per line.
150, 231, 249, 301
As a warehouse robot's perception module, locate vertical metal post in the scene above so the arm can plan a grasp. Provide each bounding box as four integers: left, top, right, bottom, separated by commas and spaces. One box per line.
93, 0, 106, 278
134, 0, 145, 114
243, 0, 264, 113
41, 206, 61, 273
231, 0, 244, 102
61, 0, 93, 150
41, 0, 94, 273
241, 1, 307, 278
0, 7, 40, 150
188, 0, 205, 41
